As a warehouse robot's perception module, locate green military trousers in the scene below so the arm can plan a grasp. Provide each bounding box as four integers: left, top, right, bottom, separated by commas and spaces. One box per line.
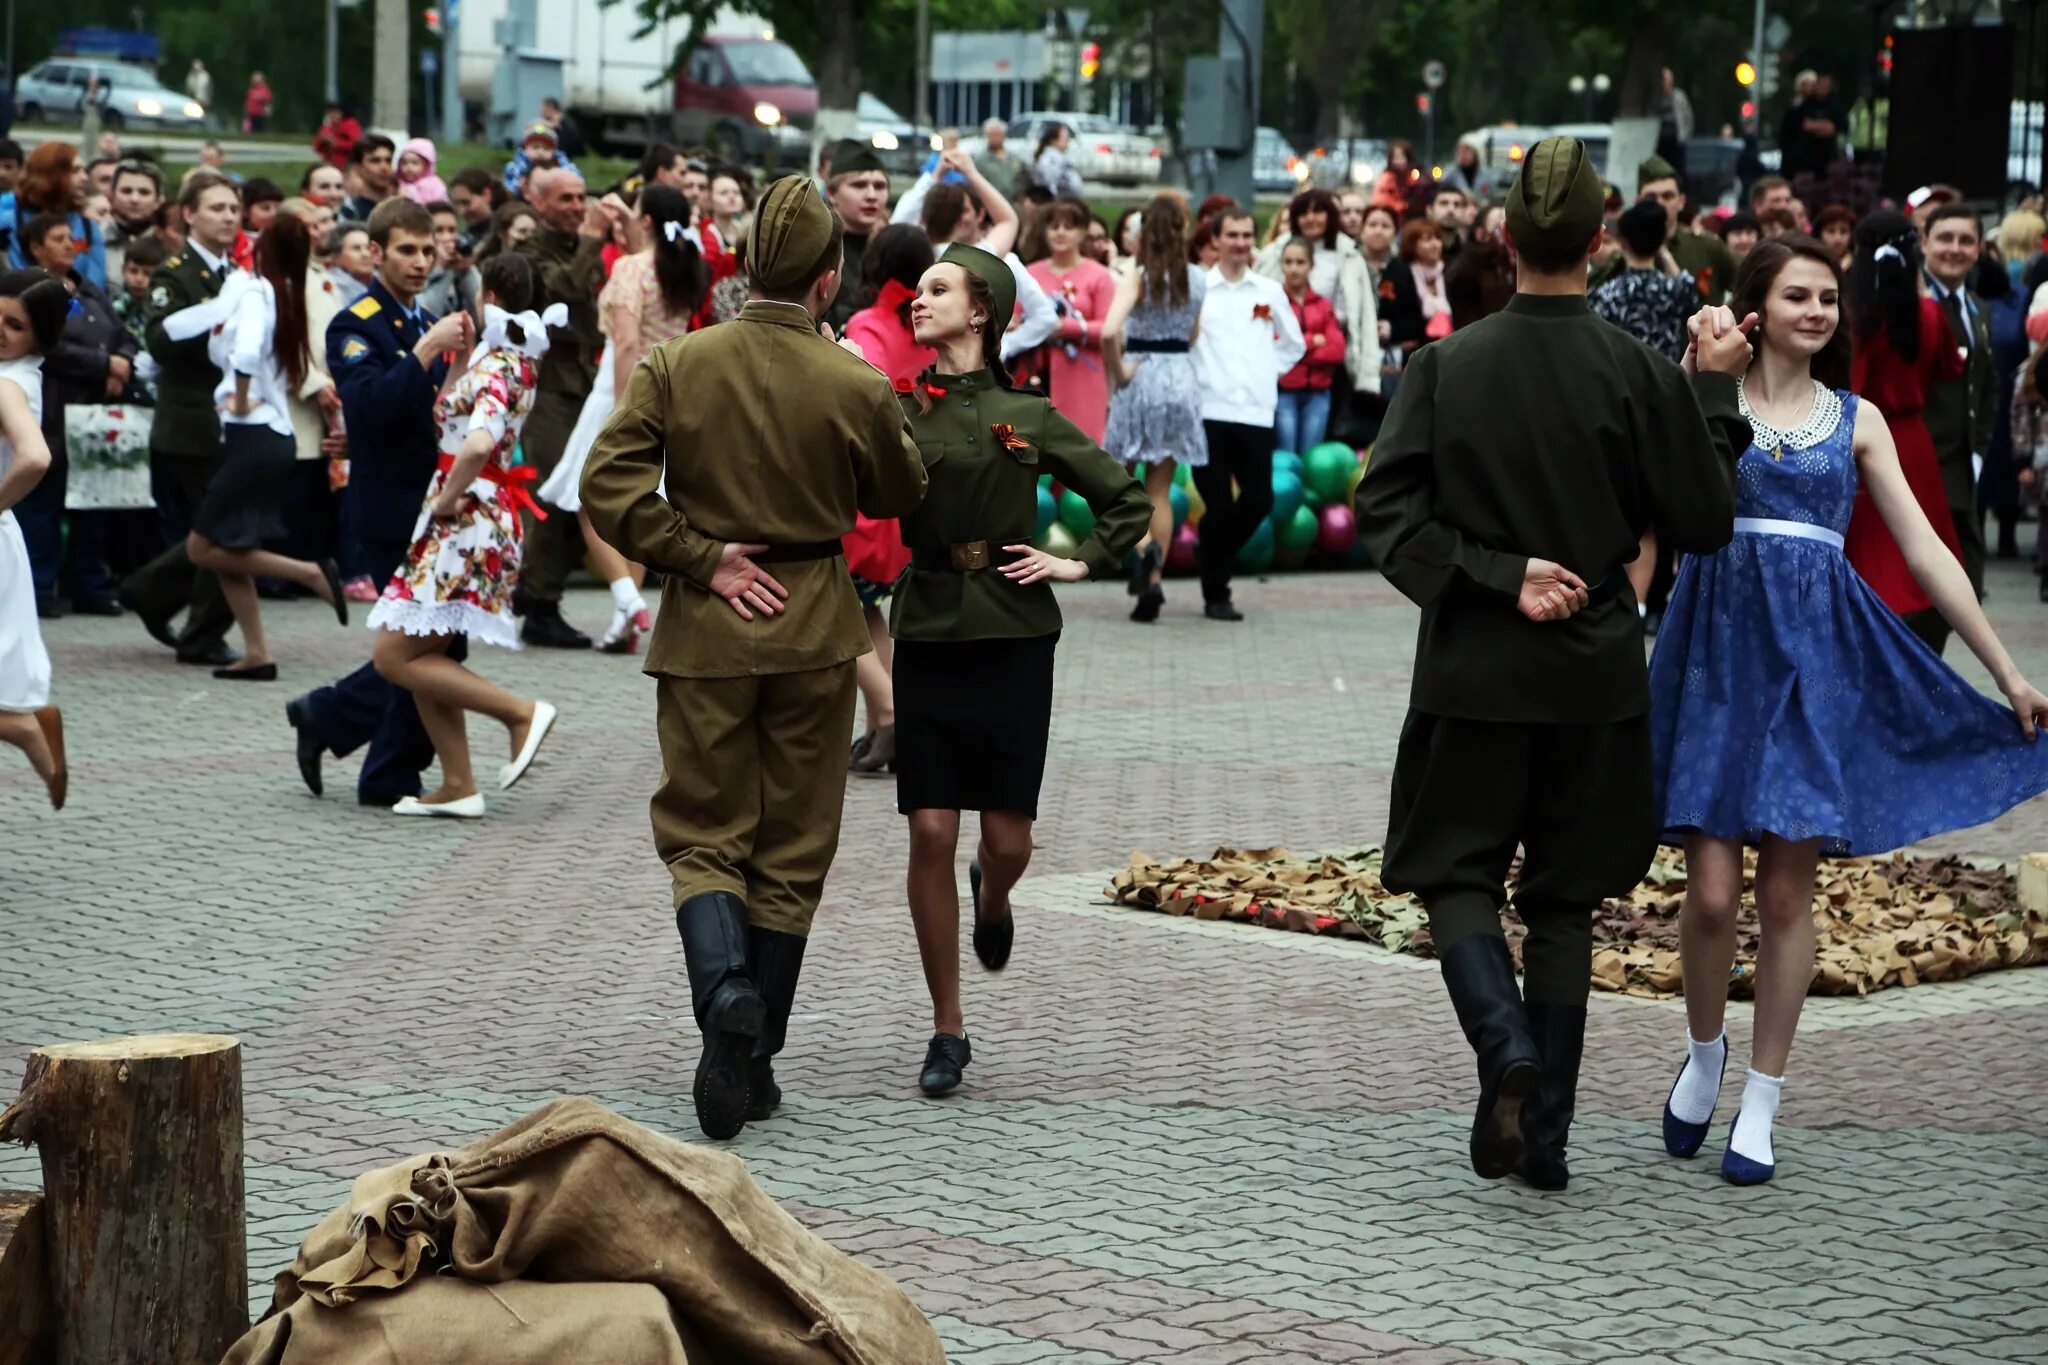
1381, 709, 1657, 1004
651, 661, 859, 937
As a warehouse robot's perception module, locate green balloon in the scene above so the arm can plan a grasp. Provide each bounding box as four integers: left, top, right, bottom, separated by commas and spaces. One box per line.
1169, 482, 1189, 531
1270, 469, 1305, 526
1274, 448, 1304, 479
1038, 473, 1053, 489
1276, 503, 1318, 552
1233, 517, 1275, 573
1057, 487, 1096, 538
1173, 461, 1192, 488
1304, 442, 1358, 501
1034, 484, 1057, 539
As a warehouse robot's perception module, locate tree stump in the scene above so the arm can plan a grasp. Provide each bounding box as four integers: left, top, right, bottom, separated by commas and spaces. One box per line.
0, 1191, 51, 1365
0, 1035, 247, 1365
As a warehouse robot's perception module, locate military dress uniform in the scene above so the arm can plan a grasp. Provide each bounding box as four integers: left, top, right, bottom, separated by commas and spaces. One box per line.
120, 240, 235, 661
1591, 157, 1736, 308
1924, 271, 1996, 599
582, 175, 927, 1140
286, 279, 460, 806
1355, 136, 1752, 1191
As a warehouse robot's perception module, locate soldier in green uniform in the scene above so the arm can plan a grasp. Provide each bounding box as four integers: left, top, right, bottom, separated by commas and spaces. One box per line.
1592, 156, 1737, 308
818, 140, 891, 336
889, 244, 1150, 1097
581, 176, 927, 1140
1355, 136, 1755, 1191
118, 168, 243, 663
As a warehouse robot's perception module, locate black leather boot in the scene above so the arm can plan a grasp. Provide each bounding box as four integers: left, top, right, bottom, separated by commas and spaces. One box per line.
676, 892, 765, 1140
745, 926, 806, 1121
1438, 934, 1542, 1179
1517, 1000, 1586, 1191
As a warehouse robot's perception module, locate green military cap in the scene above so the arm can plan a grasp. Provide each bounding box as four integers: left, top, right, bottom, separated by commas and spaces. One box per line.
747, 173, 840, 292
1505, 135, 1606, 259
1637, 153, 1680, 186
937, 243, 1015, 342
827, 138, 887, 180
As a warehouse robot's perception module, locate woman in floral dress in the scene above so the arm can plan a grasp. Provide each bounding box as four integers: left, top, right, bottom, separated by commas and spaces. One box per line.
366, 254, 560, 819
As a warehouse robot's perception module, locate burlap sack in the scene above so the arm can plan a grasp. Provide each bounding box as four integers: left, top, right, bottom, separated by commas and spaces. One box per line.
221, 1097, 945, 1365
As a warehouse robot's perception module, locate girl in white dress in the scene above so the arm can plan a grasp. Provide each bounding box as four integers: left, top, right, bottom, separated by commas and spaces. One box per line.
0, 270, 73, 807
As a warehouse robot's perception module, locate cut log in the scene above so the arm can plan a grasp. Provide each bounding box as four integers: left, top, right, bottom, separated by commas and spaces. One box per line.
0, 1191, 51, 1365
0, 1034, 246, 1365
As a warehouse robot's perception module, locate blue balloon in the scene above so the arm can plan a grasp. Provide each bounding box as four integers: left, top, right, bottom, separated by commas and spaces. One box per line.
1169, 482, 1190, 531
1273, 448, 1304, 479
1233, 517, 1275, 573
1270, 469, 1305, 527
1034, 484, 1057, 539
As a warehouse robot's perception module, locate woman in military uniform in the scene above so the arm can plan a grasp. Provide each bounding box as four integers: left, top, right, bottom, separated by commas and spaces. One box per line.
892, 243, 1149, 1096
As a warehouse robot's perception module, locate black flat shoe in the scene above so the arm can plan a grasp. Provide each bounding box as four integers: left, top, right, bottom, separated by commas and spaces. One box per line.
119, 587, 176, 647
319, 558, 348, 626
214, 662, 278, 681
1130, 585, 1164, 623
970, 860, 1013, 971
1203, 600, 1244, 622
1127, 542, 1160, 597
284, 695, 325, 797
919, 1032, 971, 1096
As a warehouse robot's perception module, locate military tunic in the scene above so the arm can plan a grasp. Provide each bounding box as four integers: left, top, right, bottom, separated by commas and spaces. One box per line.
889, 367, 1149, 814
1355, 294, 1750, 959
582, 300, 927, 935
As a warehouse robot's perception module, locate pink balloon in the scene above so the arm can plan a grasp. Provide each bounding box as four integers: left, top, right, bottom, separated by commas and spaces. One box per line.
1316, 503, 1359, 555
1167, 521, 1201, 574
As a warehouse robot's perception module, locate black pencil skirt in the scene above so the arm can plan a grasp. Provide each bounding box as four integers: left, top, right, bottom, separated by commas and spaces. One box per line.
192, 422, 294, 551
893, 632, 1059, 817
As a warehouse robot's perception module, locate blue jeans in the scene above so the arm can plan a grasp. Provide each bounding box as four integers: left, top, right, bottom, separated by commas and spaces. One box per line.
1274, 387, 1332, 456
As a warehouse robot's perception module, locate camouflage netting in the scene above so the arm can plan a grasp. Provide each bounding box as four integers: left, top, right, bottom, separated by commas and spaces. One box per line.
1104, 846, 2048, 998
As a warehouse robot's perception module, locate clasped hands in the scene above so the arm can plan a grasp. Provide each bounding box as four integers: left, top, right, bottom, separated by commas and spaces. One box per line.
712, 539, 1088, 620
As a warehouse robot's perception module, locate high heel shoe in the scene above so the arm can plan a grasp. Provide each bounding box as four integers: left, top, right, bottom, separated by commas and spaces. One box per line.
598, 604, 651, 654
1719, 1115, 1775, 1186
33, 706, 65, 810
1661, 1046, 1725, 1158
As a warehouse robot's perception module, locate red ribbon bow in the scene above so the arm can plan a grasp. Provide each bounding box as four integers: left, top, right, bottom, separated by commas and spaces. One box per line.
437, 454, 549, 522
1252, 302, 1274, 322
875, 277, 917, 313
990, 422, 1029, 452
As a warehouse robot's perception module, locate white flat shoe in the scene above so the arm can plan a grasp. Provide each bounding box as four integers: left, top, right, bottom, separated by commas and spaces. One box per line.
499, 700, 558, 791
392, 793, 485, 819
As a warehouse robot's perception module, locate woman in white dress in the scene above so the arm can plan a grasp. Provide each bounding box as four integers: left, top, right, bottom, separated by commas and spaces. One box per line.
0, 270, 73, 807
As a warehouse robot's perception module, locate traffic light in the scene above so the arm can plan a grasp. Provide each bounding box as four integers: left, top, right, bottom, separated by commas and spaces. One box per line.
1734, 59, 1757, 87
422, 5, 441, 33
1080, 42, 1099, 81
1741, 100, 1756, 121
1415, 92, 1432, 114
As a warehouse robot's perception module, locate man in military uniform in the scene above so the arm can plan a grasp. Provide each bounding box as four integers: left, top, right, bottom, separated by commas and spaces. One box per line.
1356, 135, 1754, 1191
1923, 203, 1996, 622
511, 165, 610, 649
1593, 156, 1737, 308
818, 139, 890, 335
118, 168, 243, 664
286, 197, 472, 805
584, 176, 926, 1141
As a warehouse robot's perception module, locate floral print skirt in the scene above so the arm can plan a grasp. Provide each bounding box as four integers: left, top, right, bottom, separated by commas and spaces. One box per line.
365, 470, 524, 649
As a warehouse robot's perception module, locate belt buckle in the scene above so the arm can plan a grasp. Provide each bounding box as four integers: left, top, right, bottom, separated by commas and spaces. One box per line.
951, 540, 990, 571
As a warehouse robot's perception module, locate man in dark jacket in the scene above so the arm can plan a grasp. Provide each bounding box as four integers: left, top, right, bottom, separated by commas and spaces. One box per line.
285, 197, 471, 806
118, 168, 241, 663
1356, 135, 1754, 1192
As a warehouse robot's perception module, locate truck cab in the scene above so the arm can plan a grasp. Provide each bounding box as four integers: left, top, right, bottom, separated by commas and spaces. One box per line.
675, 32, 817, 161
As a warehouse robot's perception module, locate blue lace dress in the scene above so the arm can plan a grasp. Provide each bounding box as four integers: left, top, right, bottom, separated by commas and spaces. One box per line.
1649, 381, 2048, 854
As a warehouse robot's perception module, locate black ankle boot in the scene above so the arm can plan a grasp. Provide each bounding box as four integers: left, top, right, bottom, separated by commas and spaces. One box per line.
676, 891, 766, 1139
745, 926, 807, 1121
1517, 999, 1586, 1191
1438, 934, 1542, 1179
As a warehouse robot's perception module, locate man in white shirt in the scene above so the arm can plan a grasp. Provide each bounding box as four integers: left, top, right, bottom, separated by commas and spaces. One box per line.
1191, 207, 1305, 620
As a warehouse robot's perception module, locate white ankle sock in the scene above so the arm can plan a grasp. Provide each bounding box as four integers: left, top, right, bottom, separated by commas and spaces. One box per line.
1729, 1069, 1783, 1167
1668, 1031, 1726, 1125
607, 576, 643, 612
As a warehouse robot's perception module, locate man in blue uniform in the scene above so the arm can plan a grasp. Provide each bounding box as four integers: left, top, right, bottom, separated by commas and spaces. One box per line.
285, 198, 473, 805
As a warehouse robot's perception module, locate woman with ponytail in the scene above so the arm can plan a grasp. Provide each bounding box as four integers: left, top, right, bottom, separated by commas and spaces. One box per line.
892, 243, 1149, 1097
1843, 210, 1969, 654
540, 184, 718, 653
0, 270, 74, 808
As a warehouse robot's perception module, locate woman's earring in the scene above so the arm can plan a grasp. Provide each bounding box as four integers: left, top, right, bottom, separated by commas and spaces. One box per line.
970, 318, 983, 332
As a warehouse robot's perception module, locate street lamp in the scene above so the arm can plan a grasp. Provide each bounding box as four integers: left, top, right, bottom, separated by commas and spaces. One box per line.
1567, 72, 1610, 120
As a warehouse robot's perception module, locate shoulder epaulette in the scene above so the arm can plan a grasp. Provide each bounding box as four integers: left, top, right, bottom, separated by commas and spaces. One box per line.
349, 296, 382, 320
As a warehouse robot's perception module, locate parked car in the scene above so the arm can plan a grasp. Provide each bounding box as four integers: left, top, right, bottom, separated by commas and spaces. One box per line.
854, 92, 938, 178
1009, 112, 1160, 187
1463, 124, 1548, 181
1254, 126, 1304, 195
674, 31, 818, 161
15, 58, 205, 131
1307, 138, 1389, 191
1681, 137, 1748, 210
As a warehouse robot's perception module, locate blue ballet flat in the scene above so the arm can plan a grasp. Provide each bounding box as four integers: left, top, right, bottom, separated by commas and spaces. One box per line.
1660, 1046, 1725, 1158
1719, 1118, 1775, 1186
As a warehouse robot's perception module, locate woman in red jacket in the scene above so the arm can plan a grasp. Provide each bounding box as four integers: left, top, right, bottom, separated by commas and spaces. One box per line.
1274, 237, 1347, 453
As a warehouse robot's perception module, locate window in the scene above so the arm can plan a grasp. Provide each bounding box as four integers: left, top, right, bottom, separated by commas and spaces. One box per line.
36, 65, 71, 86
718, 40, 813, 88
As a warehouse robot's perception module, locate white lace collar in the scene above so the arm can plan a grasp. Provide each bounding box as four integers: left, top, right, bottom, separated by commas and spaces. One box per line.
1738, 378, 1840, 455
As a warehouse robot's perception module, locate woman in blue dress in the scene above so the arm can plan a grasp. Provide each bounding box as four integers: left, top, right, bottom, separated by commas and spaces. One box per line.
1649, 235, 2048, 1186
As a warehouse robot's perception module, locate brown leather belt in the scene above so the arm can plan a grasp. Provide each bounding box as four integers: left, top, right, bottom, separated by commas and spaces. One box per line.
913, 541, 1027, 572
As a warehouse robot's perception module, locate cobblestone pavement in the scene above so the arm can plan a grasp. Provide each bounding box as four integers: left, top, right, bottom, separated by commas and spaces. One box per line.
5, 563, 2047, 1364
